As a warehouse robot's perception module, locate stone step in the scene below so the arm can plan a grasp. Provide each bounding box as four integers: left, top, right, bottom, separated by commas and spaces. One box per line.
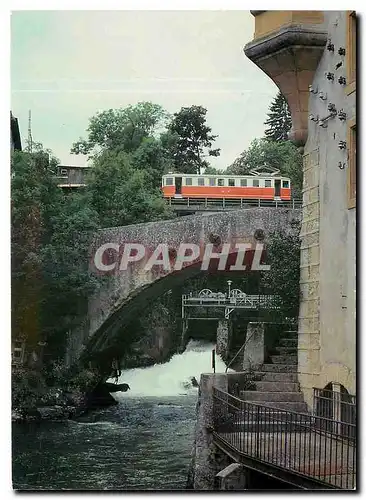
240, 391, 304, 403
274, 346, 297, 355
282, 330, 298, 338
249, 401, 308, 412
279, 338, 297, 347
271, 355, 297, 365
256, 372, 298, 382
254, 381, 299, 392
260, 364, 297, 373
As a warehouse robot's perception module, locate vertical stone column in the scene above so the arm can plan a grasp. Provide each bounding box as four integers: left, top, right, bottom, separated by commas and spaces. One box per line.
216, 463, 248, 490
192, 373, 227, 490
243, 322, 265, 371
216, 320, 229, 359
298, 149, 321, 408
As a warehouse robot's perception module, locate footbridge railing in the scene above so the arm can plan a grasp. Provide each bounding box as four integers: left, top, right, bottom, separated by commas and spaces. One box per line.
167, 197, 302, 211
212, 388, 356, 490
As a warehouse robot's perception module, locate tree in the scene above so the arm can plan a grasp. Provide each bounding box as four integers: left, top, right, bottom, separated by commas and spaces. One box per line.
11, 148, 100, 361
167, 105, 220, 174
260, 221, 301, 320
264, 92, 292, 142
71, 102, 170, 156
203, 165, 226, 175
227, 138, 303, 199
85, 149, 172, 228
130, 136, 174, 190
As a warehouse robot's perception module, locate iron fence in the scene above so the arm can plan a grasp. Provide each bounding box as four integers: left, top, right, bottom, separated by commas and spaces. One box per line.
313, 386, 356, 440
212, 387, 356, 490
167, 197, 302, 210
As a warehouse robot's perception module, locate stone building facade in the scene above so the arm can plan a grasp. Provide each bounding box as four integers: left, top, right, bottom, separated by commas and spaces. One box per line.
245, 11, 356, 407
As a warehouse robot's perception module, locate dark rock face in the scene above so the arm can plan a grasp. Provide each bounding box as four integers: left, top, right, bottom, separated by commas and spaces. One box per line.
102, 382, 130, 393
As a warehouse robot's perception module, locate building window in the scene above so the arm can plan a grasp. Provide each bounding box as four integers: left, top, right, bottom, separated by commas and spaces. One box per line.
253, 179, 259, 187
228, 179, 235, 187
165, 177, 174, 186
348, 120, 356, 208
346, 11, 356, 95
282, 180, 290, 188
209, 178, 216, 186
185, 177, 192, 186
218, 178, 225, 187
240, 178, 247, 187
265, 179, 272, 187
198, 177, 205, 186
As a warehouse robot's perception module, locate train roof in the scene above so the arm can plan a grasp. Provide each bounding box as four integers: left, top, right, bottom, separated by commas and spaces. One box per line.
162, 172, 291, 180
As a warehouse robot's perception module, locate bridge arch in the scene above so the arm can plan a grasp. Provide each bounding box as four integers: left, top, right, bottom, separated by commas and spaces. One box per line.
77, 208, 301, 366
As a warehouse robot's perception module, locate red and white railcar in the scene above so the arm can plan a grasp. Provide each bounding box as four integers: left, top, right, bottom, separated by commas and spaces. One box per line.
161, 173, 291, 201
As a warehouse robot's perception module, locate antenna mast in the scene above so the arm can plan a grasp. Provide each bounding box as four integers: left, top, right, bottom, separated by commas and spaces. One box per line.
28, 110, 33, 152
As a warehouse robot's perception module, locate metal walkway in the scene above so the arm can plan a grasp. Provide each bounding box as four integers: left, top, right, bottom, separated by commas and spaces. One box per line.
213, 388, 356, 490
182, 289, 279, 320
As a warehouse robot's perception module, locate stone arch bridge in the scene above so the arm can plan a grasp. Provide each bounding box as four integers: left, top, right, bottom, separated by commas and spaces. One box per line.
68, 208, 301, 369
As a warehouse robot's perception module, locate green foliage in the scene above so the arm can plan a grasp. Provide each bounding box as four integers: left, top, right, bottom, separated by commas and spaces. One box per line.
11, 148, 100, 359
12, 367, 47, 409
85, 149, 172, 228
264, 92, 292, 142
71, 102, 170, 156
260, 221, 301, 320
130, 136, 173, 189
167, 105, 220, 174
203, 165, 226, 175
227, 138, 303, 198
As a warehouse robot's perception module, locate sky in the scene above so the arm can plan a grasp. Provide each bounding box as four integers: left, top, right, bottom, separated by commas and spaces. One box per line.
11, 10, 278, 169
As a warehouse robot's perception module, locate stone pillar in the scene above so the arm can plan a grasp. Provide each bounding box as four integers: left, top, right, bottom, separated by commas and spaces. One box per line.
179, 319, 189, 352
192, 373, 227, 490
216, 463, 248, 490
216, 320, 229, 359
298, 149, 321, 409
243, 322, 265, 371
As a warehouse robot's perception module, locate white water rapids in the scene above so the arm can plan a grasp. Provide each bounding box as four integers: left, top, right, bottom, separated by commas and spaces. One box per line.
112, 340, 228, 399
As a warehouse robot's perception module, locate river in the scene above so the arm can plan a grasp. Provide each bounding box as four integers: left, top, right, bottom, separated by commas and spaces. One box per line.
12, 341, 226, 491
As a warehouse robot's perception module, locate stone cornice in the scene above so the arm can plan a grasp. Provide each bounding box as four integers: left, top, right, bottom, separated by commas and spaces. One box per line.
250, 10, 266, 17
244, 25, 328, 61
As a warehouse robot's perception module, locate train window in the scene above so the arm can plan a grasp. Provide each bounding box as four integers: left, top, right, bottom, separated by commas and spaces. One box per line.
282, 180, 289, 188
218, 178, 225, 186
165, 177, 174, 186
265, 179, 272, 187
253, 179, 259, 187
240, 179, 247, 187
185, 177, 192, 186
228, 179, 235, 187
209, 178, 216, 186
198, 177, 205, 186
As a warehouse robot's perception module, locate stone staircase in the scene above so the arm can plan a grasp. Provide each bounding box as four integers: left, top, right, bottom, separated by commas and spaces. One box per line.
237, 330, 308, 413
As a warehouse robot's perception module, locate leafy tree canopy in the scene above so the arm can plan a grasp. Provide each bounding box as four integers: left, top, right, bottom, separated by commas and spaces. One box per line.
71, 102, 170, 156
167, 105, 220, 174
227, 138, 303, 198
11, 148, 99, 359
85, 149, 172, 228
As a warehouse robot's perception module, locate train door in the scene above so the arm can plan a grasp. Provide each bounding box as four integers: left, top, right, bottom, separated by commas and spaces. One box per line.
274, 179, 281, 198
175, 177, 182, 197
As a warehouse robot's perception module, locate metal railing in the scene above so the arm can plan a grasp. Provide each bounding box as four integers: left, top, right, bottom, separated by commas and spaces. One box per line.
212, 388, 356, 490
167, 197, 302, 210
313, 386, 356, 440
